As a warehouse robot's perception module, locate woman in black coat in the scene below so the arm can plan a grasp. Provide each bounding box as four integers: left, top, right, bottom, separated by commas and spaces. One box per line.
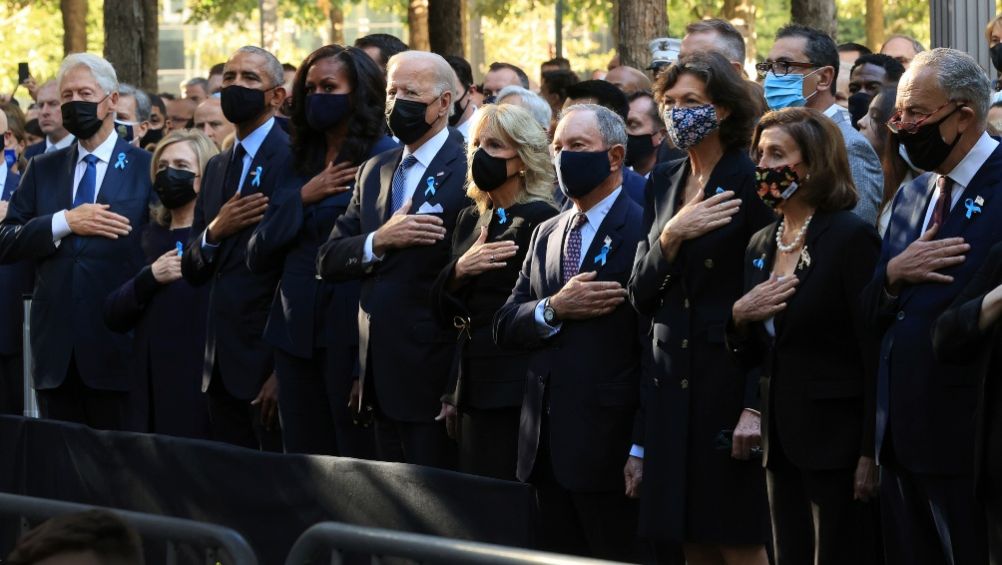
934, 241, 1002, 561
727, 107, 881, 565
104, 130, 218, 438
626, 52, 774, 564
247, 45, 397, 456
431, 103, 558, 480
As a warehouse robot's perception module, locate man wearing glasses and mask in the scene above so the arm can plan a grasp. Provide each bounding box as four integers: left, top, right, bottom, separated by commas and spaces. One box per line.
759, 24, 883, 226
861, 48, 1002, 565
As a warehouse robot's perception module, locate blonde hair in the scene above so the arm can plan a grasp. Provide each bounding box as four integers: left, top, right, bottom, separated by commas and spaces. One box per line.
985, 16, 1002, 44
149, 130, 219, 227
466, 104, 555, 215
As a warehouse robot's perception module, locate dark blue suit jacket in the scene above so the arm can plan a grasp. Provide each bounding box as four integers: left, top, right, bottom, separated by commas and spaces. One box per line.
862, 141, 1002, 475
181, 122, 292, 401
493, 189, 644, 492
0, 137, 151, 390
317, 128, 471, 422
247, 136, 398, 359
22, 142, 44, 163
0, 169, 31, 356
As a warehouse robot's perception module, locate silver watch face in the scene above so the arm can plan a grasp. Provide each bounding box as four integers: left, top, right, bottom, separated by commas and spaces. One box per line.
544, 307, 554, 322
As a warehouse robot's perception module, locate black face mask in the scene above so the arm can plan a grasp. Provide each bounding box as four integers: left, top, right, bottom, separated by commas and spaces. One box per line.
62, 96, 109, 140
220, 84, 270, 125
848, 92, 872, 130
114, 120, 135, 142
625, 134, 656, 167
154, 167, 198, 209
556, 150, 611, 198
449, 90, 470, 127
140, 127, 164, 147
386, 97, 436, 145
483, 95, 497, 105
306, 93, 351, 131
897, 106, 962, 172
471, 148, 513, 191
991, 44, 1002, 73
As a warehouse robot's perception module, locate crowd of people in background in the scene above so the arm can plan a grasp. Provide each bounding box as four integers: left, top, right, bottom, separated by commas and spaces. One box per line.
1, 15, 1002, 565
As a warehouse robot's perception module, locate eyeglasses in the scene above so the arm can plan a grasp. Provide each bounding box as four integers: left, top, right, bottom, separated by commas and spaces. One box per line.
886, 101, 959, 135
755, 60, 818, 78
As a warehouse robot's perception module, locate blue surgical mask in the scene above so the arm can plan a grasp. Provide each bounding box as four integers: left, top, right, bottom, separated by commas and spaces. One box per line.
3, 149, 14, 167
763, 69, 821, 111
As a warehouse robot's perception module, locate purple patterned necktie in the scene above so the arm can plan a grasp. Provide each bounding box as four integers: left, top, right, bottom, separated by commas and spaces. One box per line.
562, 212, 588, 284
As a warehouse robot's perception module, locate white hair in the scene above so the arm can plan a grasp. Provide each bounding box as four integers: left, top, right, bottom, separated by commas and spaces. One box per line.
234, 46, 284, 88
118, 84, 151, 122
911, 48, 991, 123
387, 50, 458, 104
497, 86, 552, 130
58, 53, 119, 95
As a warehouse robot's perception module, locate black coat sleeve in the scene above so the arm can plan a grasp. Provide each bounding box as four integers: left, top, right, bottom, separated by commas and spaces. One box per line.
181, 169, 218, 287
933, 243, 1002, 363
103, 266, 162, 333
493, 224, 547, 350
317, 165, 372, 282
247, 178, 306, 274
0, 160, 58, 265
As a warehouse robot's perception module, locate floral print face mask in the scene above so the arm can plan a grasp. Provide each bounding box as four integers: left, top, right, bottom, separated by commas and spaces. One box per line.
665, 104, 719, 150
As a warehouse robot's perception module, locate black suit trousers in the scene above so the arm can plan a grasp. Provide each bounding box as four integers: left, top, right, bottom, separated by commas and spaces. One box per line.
0, 353, 23, 415
766, 437, 880, 565
457, 406, 519, 481
36, 357, 128, 430
206, 365, 283, 452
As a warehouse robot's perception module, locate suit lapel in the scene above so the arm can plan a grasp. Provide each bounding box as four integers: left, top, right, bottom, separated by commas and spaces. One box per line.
582, 191, 628, 278
96, 139, 135, 205
378, 149, 403, 221
653, 161, 688, 240
544, 213, 570, 295
62, 145, 79, 212
775, 213, 833, 331
410, 131, 463, 213
938, 149, 1001, 240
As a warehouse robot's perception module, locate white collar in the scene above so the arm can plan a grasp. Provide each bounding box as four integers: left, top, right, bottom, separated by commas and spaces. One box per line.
574, 186, 622, 226
0, 160, 7, 190
944, 132, 999, 188
77, 131, 119, 164
234, 117, 275, 160
404, 126, 450, 169
823, 104, 844, 118
48, 134, 75, 150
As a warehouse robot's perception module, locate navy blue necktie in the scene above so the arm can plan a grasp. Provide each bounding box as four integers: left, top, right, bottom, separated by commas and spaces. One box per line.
390, 154, 418, 213
73, 154, 99, 208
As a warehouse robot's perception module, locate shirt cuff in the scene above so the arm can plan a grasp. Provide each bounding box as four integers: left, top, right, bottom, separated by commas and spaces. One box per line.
201, 231, 219, 262
630, 444, 644, 458
363, 232, 384, 264
534, 298, 561, 338
51, 210, 71, 243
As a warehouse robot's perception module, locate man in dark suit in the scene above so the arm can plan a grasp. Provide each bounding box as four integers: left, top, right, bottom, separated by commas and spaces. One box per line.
0, 54, 151, 429
0, 109, 29, 415
862, 48, 1002, 565
181, 46, 291, 450
317, 50, 465, 469
23, 80, 74, 161
493, 104, 643, 561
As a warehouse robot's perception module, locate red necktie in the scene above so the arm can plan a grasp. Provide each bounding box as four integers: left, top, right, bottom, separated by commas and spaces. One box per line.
930, 175, 954, 229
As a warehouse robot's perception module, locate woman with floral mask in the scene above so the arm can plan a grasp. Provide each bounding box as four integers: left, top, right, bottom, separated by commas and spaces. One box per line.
627, 52, 774, 565
103, 130, 218, 439
246, 45, 397, 457
728, 107, 882, 565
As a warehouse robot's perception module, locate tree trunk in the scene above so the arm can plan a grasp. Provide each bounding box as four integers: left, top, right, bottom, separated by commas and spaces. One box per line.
103, 0, 158, 90
328, 2, 345, 45
723, 0, 757, 69
865, 0, 884, 52
428, 0, 463, 56
790, 0, 836, 39
468, 0, 484, 82
261, 0, 280, 54
618, 0, 666, 70
408, 0, 430, 51
61, 0, 88, 56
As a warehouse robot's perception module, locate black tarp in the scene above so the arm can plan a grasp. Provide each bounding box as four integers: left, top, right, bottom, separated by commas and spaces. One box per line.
0, 416, 536, 563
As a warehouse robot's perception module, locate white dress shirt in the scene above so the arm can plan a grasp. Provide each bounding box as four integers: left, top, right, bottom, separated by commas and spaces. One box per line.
456, 110, 475, 143
45, 133, 75, 153
534, 187, 623, 337
0, 161, 8, 197
50, 131, 120, 243
362, 126, 451, 263
201, 117, 276, 253
920, 132, 998, 233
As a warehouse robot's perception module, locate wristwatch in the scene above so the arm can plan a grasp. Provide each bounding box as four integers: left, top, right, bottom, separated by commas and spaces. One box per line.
543, 297, 557, 325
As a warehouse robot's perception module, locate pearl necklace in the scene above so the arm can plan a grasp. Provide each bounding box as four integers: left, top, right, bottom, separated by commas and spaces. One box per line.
776, 215, 813, 254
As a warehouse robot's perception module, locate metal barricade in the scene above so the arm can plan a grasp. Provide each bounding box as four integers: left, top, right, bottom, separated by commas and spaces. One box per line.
284, 522, 627, 565
0, 492, 258, 565
21, 296, 38, 418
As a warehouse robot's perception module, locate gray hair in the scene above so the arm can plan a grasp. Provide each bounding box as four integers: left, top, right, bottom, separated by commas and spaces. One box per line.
497, 86, 552, 130
912, 48, 991, 122
118, 84, 151, 122
58, 53, 119, 95
559, 103, 627, 147
882, 34, 926, 55
387, 50, 458, 117
185, 77, 209, 92
685, 19, 746, 64
234, 46, 284, 88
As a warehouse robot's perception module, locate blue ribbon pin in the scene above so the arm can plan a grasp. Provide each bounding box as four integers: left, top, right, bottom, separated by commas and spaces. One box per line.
752, 255, 765, 270
496, 207, 508, 225
250, 166, 263, 187
425, 177, 437, 198
175, 241, 184, 257
964, 198, 983, 219
593, 236, 612, 266
114, 152, 127, 170
715, 187, 725, 195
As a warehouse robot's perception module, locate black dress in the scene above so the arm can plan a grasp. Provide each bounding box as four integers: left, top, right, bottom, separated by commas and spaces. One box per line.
104, 223, 211, 439
432, 199, 558, 480
628, 148, 774, 545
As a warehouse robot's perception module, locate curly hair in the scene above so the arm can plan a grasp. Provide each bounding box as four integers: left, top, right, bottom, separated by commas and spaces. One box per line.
289, 45, 387, 176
